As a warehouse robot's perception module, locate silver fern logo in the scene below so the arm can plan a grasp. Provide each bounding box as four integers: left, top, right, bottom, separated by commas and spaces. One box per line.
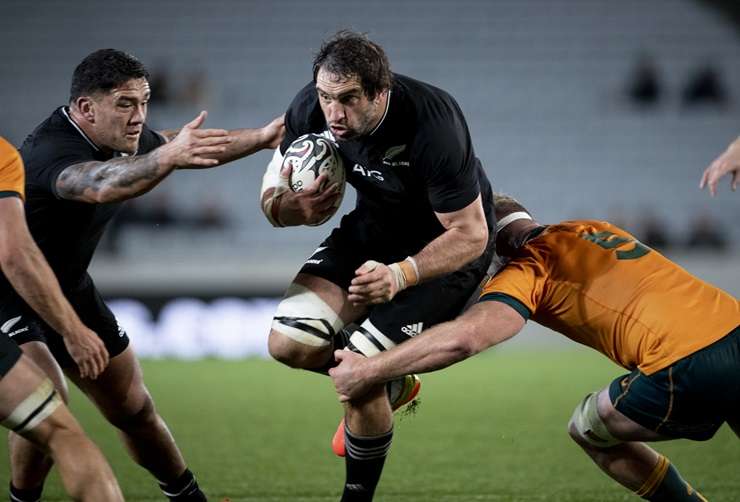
382, 144, 409, 166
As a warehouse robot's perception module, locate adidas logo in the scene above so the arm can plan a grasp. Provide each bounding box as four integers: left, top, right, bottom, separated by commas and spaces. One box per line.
401, 322, 423, 337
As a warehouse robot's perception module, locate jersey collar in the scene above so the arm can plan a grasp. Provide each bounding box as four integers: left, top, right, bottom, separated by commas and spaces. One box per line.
61, 106, 100, 152
368, 89, 391, 137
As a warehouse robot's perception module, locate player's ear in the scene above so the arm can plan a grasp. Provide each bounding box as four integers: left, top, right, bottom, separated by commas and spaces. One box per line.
75, 96, 96, 123
374, 89, 388, 104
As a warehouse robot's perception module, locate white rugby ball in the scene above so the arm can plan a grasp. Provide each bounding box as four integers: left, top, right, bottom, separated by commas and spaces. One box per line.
284, 133, 346, 225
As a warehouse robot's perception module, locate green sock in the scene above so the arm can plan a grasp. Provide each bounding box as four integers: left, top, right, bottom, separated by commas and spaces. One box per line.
639, 456, 706, 502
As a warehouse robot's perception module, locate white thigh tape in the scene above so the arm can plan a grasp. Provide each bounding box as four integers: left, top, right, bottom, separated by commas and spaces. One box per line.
2, 379, 62, 434
348, 319, 398, 357
272, 283, 344, 347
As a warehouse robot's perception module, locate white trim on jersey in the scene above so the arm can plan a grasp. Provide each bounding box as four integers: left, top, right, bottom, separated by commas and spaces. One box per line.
369, 90, 392, 136
61, 106, 100, 151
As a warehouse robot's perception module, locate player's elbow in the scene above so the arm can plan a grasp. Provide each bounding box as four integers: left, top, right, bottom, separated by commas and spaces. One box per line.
472, 225, 489, 257
0, 238, 33, 278
461, 223, 488, 261
93, 186, 128, 204
449, 322, 487, 359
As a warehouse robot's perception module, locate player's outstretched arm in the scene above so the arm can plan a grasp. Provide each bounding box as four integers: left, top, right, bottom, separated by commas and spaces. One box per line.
700, 136, 740, 196
56, 111, 231, 203
160, 115, 285, 167
212, 114, 285, 165
0, 197, 108, 378
329, 301, 525, 401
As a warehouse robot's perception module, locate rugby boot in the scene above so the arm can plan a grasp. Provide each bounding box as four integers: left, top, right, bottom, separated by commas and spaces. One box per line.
331, 374, 421, 457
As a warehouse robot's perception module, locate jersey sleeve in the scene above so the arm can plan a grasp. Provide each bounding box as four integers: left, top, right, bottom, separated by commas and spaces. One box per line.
279, 82, 324, 155
478, 257, 547, 320
22, 132, 95, 198
412, 103, 480, 214
0, 138, 25, 200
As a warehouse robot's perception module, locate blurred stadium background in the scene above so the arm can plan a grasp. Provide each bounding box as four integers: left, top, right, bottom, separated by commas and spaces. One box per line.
0, 0, 739, 500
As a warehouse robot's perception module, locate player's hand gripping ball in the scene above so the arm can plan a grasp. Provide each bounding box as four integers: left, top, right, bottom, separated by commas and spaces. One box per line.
284, 133, 346, 224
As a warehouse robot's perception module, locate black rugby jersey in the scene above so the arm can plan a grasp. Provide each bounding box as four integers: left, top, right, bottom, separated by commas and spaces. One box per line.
281, 73, 495, 246
3, 107, 164, 291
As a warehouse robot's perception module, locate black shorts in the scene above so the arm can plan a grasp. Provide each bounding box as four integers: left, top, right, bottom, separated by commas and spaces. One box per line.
0, 331, 22, 378
609, 326, 740, 441
0, 276, 129, 369
299, 210, 494, 345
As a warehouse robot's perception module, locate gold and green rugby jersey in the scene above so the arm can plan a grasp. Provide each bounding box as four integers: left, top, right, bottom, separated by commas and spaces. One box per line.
480, 220, 739, 375
0, 138, 25, 199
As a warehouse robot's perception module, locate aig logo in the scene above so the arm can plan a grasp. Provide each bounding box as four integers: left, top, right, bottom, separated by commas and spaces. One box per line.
352, 164, 385, 182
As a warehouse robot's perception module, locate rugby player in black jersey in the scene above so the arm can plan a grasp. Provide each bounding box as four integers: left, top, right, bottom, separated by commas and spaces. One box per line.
260, 31, 495, 501
3, 49, 284, 502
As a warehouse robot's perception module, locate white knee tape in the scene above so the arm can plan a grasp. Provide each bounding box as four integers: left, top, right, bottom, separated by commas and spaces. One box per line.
347, 319, 397, 357
272, 283, 344, 347
570, 392, 621, 447
1, 379, 62, 434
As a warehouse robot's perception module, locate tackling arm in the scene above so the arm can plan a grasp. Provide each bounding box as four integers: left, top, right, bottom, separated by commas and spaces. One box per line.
329, 301, 525, 400
0, 197, 108, 378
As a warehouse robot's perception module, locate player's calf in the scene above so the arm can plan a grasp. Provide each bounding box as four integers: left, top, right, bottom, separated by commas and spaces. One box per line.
35, 407, 124, 502
568, 393, 707, 502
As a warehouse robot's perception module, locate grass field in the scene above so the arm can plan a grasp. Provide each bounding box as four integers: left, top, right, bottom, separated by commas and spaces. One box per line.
1, 348, 737, 501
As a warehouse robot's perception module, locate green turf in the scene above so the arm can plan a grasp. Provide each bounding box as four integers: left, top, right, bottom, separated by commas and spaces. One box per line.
1, 348, 737, 501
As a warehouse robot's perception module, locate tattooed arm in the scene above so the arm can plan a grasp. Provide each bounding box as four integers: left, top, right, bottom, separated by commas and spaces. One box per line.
56, 150, 173, 203
56, 111, 230, 204
0, 196, 109, 378
157, 114, 285, 167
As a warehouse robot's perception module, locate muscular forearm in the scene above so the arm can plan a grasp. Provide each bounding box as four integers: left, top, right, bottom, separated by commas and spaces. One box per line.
2, 240, 83, 338
412, 225, 488, 282
365, 320, 480, 383
213, 128, 272, 165
56, 149, 175, 203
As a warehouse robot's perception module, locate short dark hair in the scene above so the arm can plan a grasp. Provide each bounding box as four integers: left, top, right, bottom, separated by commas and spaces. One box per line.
493, 193, 531, 222
312, 30, 392, 99
69, 49, 149, 102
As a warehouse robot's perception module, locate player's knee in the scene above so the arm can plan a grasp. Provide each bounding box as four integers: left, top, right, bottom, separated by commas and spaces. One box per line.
105, 393, 157, 431
268, 329, 309, 368
568, 392, 622, 449
269, 283, 344, 367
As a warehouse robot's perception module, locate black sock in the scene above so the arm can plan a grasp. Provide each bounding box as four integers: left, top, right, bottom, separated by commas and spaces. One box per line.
9, 483, 43, 502
341, 426, 393, 502
159, 469, 207, 501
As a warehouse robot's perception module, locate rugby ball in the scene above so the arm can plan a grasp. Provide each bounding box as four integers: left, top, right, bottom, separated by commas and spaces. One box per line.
284, 133, 346, 225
